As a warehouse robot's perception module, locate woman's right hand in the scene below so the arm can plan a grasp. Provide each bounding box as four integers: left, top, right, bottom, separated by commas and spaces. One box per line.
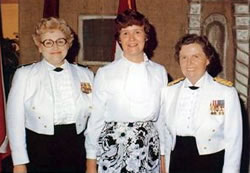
160, 155, 166, 173
13, 164, 27, 173
86, 159, 97, 173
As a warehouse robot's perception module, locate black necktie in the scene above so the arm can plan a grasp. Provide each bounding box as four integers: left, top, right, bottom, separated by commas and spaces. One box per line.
54, 67, 63, 72
189, 86, 199, 90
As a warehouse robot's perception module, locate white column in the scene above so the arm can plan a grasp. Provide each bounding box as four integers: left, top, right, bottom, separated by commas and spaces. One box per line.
188, 0, 201, 35
234, 3, 249, 108
234, 3, 250, 173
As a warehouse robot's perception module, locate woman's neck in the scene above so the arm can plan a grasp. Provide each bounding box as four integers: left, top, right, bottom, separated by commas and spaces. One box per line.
124, 53, 144, 63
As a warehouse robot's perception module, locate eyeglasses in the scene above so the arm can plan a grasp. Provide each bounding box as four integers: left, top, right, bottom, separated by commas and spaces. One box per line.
40, 38, 67, 48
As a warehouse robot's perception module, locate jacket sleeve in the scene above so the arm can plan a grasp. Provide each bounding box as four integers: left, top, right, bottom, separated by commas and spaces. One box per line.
222, 87, 243, 173
155, 66, 168, 155
85, 68, 107, 159
6, 67, 30, 165
157, 87, 172, 172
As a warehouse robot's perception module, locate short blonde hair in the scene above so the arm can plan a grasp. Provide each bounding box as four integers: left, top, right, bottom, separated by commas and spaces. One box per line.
32, 17, 74, 47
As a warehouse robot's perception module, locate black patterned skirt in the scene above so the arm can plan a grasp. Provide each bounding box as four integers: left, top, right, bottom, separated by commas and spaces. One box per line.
97, 121, 160, 173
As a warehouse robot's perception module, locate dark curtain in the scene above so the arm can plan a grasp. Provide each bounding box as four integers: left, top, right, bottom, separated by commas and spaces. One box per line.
43, 0, 59, 18
118, 0, 137, 14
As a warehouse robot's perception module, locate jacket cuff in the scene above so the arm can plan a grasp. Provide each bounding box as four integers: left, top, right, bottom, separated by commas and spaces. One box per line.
12, 150, 29, 166
86, 150, 97, 159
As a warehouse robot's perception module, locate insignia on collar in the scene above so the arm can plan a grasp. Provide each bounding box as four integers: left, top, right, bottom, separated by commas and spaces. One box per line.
168, 77, 185, 86
213, 77, 233, 87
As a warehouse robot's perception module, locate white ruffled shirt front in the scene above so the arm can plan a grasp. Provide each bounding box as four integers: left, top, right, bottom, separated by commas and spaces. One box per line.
46, 61, 76, 125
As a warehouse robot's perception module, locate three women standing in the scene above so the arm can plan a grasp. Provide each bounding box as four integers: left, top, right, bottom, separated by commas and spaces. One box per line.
5, 8, 243, 173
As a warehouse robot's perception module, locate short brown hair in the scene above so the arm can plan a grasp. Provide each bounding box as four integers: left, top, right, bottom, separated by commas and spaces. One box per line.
175, 34, 222, 77
114, 9, 150, 42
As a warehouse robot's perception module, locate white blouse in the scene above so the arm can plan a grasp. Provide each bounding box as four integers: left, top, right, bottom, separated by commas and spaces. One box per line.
85, 53, 168, 159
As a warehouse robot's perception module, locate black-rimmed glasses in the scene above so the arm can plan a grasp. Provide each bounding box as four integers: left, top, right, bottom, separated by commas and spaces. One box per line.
40, 38, 67, 48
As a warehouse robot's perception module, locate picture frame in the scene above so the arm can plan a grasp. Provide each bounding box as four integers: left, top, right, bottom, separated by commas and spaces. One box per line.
77, 15, 116, 66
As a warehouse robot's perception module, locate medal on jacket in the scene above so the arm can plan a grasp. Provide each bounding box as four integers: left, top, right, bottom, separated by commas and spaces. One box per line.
81, 82, 92, 94
210, 100, 224, 115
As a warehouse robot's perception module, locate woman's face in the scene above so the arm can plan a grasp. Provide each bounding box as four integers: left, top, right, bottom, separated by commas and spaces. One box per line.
179, 43, 210, 85
119, 25, 146, 63
38, 29, 70, 67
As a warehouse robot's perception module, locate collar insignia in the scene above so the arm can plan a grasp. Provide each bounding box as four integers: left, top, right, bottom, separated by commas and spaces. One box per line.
81, 82, 92, 94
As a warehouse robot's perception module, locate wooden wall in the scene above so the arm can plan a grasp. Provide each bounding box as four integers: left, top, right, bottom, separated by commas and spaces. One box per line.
19, 0, 189, 79
19, 0, 236, 81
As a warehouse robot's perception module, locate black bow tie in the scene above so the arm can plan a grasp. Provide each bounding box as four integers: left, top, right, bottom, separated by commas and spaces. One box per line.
54, 67, 63, 72
189, 86, 199, 90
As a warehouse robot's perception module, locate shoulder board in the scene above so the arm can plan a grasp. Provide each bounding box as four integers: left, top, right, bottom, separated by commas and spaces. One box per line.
168, 77, 185, 86
213, 77, 233, 87
17, 62, 36, 69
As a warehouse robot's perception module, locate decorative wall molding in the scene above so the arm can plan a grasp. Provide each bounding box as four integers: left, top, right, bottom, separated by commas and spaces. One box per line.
234, 3, 249, 14
233, 3, 249, 107
188, 1, 201, 35
203, 13, 228, 78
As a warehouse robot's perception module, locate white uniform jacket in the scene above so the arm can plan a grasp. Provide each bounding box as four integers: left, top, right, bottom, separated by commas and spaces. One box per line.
160, 73, 243, 173
6, 60, 94, 165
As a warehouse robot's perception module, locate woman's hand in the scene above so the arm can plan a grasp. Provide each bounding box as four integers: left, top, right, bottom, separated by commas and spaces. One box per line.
160, 155, 166, 173
13, 164, 27, 173
86, 159, 97, 173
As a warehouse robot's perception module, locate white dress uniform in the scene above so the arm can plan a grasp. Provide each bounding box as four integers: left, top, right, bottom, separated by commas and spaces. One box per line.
6, 59, 94, 166
160, 72, 243, 173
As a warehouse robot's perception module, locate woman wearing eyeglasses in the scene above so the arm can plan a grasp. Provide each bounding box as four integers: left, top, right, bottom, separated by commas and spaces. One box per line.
6, 17, 94, 173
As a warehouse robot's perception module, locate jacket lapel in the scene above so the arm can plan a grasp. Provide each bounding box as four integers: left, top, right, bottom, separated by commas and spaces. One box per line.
68, 63, 80, 100
167, 83, 182, 135
194, 74, 214, 131
34, 61, 53, 97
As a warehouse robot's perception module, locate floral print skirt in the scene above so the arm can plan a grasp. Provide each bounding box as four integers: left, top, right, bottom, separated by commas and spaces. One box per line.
97, 121, 160, 173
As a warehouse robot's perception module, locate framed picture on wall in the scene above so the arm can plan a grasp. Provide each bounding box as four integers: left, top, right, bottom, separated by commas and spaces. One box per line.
78, 15, 116, 66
